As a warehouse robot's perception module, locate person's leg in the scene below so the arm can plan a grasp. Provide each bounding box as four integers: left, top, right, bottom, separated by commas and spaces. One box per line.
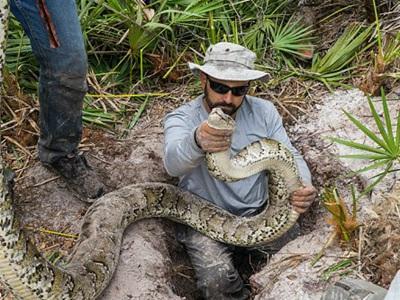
9, 0, 104, 200
10, 0, 86, 162
176, 225, 250, 300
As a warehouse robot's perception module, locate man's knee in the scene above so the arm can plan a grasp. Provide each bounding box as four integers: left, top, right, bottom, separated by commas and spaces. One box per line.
42, 48, 88, 92
176, 226, 250, 299
198, 263, 248, 300
59, 49, 88, 78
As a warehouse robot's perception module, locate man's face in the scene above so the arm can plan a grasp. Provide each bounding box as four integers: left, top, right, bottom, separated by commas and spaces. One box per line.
200, 73, 249, 116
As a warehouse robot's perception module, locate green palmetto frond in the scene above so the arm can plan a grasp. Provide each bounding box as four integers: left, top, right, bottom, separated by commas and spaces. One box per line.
243, 18, 275, 54
307, 24, 374, 89
311, 25, 373, 74
268, 17, 314, 60
156, 0, 227, 27
234, 0, 290, 56
331, 88, 400, 193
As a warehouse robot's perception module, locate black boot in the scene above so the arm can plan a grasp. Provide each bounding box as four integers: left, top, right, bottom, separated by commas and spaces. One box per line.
45, 153, 105, 202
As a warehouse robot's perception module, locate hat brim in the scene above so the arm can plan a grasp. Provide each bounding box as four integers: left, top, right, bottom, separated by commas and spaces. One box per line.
188, 62, 269, 81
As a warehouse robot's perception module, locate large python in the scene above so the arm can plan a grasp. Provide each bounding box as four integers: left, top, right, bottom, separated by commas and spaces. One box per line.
0, 3, 302, 299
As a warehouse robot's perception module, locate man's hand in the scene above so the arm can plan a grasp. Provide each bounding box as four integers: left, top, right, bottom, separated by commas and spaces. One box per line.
290, 185, 317, 214
195, 121, 233, 152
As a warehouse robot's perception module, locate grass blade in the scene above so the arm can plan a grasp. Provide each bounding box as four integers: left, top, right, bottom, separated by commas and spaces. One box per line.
367, 96, 393, 151
329, 137, 388, 155
339, 153, 390, 160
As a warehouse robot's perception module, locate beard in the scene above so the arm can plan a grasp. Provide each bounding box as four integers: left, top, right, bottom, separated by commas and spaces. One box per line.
204, 88, 239, 116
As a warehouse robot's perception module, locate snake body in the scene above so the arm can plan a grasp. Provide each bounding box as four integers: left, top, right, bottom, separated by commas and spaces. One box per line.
0, 0, 8, 84
0, 4, 302, 299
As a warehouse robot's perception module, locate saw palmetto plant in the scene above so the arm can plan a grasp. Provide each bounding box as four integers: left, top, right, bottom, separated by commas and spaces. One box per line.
307, 24, 374, 90
268, 17, 314, 62
330, 88, 400, 196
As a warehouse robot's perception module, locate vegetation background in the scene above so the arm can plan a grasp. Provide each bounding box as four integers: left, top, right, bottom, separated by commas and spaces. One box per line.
3, 0, 399, 192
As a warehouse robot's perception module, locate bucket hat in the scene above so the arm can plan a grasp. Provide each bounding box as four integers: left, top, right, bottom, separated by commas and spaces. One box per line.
188, 42, 268, 81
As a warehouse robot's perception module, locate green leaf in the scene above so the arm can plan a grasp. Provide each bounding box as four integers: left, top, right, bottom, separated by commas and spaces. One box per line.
359, 162, 393, 197
380, 88, 394, 142
143, 22, 173, 32
310, 24, 373, 81
366, 96, 393, 152
329, 137, 388, 155
128, 23, 158, 54
350, 159, 391, 175
339, 153, 390, 160
268, 17, 314, 60
342, 110, 391, 153
331, 88, 400, 195
396, 109, 400, 146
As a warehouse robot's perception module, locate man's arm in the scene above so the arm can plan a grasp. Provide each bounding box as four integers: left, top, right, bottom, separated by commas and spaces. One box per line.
163, 110, 205, 177
164, 108, 233, 177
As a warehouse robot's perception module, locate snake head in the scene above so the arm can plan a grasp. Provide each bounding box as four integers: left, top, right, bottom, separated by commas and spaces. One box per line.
207, 108, 236, 130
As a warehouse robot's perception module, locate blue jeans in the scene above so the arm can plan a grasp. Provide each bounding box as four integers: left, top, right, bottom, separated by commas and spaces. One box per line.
10, 0, 87, 164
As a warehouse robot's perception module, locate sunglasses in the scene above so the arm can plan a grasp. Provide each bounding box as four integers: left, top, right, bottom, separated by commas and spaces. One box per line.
207, 77, 249, 97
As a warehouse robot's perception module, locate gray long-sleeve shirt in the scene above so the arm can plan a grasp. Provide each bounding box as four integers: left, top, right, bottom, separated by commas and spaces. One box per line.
163, 95, 311, 216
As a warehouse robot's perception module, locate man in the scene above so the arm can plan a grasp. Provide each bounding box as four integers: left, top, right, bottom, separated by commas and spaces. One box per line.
163, 42, 316, 299
9, 0, 104, 200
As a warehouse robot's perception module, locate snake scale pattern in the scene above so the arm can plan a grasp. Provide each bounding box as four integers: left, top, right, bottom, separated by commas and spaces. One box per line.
0, 3, 302, 299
